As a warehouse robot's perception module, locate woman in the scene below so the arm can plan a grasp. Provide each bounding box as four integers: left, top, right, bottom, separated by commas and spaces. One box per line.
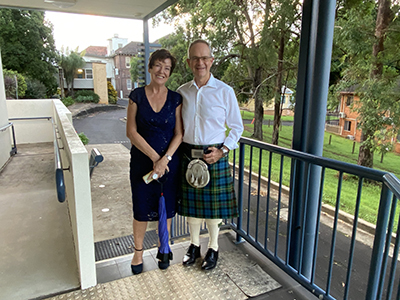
126, 49, 183, 275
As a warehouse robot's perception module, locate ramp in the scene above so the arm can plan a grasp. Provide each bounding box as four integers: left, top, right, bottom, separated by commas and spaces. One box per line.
0, 143, 79, 300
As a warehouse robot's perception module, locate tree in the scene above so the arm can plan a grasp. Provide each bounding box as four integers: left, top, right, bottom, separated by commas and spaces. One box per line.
59, 50, 85, 97
160, 0, 301, 142
332, 0, 400, 168
158, 30, 194, 91
3, 69, 26, 99
0, 9, 58, 96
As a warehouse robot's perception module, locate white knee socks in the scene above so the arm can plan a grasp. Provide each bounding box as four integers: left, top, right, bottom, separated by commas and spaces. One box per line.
205, 218, 222, 251
187, 217, 222, 251
187, 217, 203, 247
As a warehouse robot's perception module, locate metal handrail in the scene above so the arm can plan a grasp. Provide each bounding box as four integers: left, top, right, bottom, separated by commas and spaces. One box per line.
0, 122, 13, 132
233, 137, 400, 300
0, 122, 17, 155
9, 117, 66, 203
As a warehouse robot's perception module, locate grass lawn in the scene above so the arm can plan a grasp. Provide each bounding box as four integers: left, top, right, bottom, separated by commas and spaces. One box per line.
240, 109, 294, 122
239, 120, 400, 229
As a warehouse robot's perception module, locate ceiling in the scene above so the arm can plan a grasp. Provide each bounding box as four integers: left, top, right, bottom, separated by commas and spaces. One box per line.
0, 0, 178, 20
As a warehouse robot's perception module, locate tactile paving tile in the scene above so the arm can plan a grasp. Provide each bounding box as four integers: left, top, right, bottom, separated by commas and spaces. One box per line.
45, 285, 105, 300
218, 249, 281, 297
45, 250, 280, 300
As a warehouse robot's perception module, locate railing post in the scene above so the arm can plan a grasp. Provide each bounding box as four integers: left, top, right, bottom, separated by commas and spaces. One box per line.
236, 142, 245, 243
365, 185, 393, 300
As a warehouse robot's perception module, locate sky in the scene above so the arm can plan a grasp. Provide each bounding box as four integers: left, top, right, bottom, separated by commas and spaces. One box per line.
45, 11, 175, 52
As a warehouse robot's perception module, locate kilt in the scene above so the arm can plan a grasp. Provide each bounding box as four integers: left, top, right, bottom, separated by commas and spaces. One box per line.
178, 143, 238, 219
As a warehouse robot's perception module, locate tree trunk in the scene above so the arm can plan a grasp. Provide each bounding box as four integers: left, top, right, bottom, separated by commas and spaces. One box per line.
272, 30, 285, 145
357, 130, 374, 168
253, 67, 264, 140
358, 0, 392, 167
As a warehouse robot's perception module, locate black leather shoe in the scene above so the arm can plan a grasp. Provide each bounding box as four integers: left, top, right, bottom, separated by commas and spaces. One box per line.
131, 263, 143, 275
201, 248, 218, 270
182, 244, 201, 265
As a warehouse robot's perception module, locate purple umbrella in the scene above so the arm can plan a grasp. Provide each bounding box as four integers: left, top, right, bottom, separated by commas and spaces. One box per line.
156, 173, 172, 269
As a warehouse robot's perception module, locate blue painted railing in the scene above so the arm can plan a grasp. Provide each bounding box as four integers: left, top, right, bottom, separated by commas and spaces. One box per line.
232, 137, 400, 300
170, 136, 400, 299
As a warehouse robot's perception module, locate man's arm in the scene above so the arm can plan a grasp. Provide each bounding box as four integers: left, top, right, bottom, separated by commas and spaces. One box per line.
223, 87, 244, 150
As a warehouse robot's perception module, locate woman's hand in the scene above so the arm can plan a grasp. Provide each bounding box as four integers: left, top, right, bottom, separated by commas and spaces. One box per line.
152, 156, 170, 178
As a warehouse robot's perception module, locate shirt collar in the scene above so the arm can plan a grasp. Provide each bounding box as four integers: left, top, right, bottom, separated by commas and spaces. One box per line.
190, 74, 217, 89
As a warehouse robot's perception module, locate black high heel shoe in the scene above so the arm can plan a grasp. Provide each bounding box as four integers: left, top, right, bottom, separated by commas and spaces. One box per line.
131, 247, 143, 275
157, 249, 173, 270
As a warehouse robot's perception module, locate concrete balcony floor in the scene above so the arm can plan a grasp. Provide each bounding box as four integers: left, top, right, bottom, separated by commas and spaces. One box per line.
0, 142, 316, 300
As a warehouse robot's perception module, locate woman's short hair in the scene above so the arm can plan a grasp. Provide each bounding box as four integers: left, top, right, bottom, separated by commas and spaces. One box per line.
148, 49, 177, 74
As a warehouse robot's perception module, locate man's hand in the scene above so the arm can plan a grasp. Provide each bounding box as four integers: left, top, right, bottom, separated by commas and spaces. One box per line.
203, 147, 225, 164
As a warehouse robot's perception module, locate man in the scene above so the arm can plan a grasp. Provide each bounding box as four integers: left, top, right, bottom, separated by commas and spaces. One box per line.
177, 39, 244, 270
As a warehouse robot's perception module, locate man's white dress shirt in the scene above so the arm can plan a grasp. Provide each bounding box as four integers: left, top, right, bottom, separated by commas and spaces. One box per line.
177, 74, 244, 150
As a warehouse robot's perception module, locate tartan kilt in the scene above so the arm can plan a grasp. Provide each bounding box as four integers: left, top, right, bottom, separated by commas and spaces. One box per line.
178, 144, 238, 219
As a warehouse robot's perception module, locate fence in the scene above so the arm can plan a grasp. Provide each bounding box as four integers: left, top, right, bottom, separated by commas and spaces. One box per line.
232, 136, 400, 300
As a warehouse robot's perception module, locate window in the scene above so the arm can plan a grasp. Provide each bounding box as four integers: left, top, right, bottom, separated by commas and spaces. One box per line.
346, 95, 354, 106
118, 43, 123, 49
126, 57, 131, 68
127, 79, 132, 90
344, 121, 351, 131
74, 68, 93, 79
75, 68, 84, 79
86, 69, 93, 79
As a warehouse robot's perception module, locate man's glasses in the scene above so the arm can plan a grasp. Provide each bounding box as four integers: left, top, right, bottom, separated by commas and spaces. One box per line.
189, 56, 212, 62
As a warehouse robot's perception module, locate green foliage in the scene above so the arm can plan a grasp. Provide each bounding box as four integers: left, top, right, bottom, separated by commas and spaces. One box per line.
24, 78, 47, 99
59, 50, 85, 95
107, 81, 118, 104
2, 69, 26, 98
0, 9, 58, 96
161, 0, 301, 141
74, 90, 100, 103
61, 96, 74, 107
159, 30, 193, 90
330, 2, 400, 166
130, 56, 140, 83
78, 132, 89, 145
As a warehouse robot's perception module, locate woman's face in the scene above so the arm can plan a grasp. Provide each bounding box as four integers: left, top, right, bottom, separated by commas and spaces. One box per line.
149, 58, 172, 86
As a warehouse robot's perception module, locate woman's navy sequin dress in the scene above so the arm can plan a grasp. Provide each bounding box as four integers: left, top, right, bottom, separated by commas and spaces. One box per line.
129, 87, 182, 221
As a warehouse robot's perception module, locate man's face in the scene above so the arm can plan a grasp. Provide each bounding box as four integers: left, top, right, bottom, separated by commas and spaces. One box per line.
187, 42, 214, 81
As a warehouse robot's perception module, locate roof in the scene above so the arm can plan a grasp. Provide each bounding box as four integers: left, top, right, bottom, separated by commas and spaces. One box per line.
0, 0, 179, 20
83, 46, 107, 57
114, 41, 142, 56
282, 86, 294, 94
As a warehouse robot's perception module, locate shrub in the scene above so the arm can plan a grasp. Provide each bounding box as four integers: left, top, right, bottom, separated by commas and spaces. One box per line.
3, 69, 26, 99
74, 90, 100, 103
24, 78, 47, 99
108, 81, 118, 104
62, 96, 75, 107
78, 132, 89, 145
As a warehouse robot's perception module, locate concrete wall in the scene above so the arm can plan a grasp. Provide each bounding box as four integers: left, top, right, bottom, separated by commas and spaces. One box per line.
4, 98, 96, 289
0, 51, 12, 169
53, 100, 96, 289
6, 100, 54, 144
93, 63, 108, 104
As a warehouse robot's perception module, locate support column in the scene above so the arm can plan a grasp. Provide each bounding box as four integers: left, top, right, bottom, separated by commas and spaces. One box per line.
143, 18, 151, 85
289, 0, 336, 279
